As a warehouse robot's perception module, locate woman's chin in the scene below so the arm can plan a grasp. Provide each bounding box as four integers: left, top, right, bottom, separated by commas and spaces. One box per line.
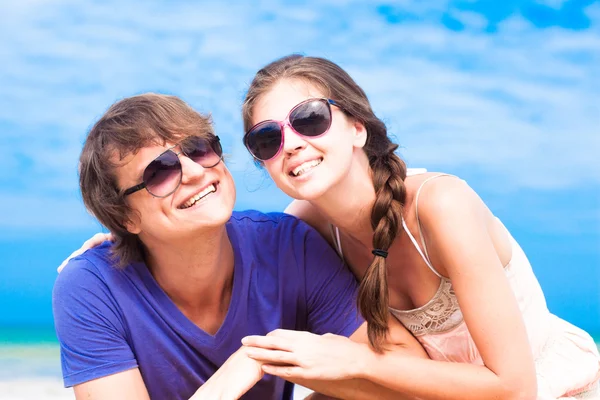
286, 179, 333, 202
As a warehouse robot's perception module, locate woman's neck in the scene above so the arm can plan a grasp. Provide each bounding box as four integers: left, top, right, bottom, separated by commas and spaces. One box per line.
311, 151, 377, 246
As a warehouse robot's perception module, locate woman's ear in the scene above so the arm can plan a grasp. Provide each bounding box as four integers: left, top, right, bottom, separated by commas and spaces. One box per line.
352, 119, 368, 149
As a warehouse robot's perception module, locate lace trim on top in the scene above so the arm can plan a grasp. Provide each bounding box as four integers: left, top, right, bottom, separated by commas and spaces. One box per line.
389, 278, 463, 336
390, 173, 463, 337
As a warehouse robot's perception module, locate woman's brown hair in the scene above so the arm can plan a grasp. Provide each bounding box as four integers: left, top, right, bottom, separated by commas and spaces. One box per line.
79, 93, 215, 267
242, 55, 407, 351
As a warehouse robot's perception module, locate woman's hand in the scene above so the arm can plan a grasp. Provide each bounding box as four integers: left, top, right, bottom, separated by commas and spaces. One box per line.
241, 329, 366, 381
57, 232, 113, 273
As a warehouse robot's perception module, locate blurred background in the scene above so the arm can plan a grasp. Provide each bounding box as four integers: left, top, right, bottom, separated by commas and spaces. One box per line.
0, 0, 598, 398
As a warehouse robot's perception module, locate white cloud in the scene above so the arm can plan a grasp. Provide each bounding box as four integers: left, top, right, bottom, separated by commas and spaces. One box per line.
450, 9, 489, 30
0, 0, 598, 231
586, 2, 600, 21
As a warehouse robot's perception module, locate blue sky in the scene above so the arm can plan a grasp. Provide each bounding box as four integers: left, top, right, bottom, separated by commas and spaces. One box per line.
0, 0, 598, 336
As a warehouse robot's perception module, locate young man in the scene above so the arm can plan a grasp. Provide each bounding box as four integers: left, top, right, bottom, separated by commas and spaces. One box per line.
53, 93, 425, 400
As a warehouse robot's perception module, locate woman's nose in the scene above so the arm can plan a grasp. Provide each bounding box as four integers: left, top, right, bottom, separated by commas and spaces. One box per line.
281, 123, 307, 154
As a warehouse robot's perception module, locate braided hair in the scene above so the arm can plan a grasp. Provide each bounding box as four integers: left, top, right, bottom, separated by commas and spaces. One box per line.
242, 55, 408, 350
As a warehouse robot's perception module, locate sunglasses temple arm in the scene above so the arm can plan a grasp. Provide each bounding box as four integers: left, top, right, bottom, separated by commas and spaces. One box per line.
123, 183, 146, 196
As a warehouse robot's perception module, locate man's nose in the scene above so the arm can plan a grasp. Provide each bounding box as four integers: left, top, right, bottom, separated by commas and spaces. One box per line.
179, 155, 206, 184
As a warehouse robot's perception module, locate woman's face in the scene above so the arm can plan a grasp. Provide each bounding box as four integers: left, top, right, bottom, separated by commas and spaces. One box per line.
249, 79, 367, 201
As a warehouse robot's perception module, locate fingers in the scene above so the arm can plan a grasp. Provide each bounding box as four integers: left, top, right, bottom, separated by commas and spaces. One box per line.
84, 232, 113, 248
261, 365, 308, 379
245, 348, 298, 365
241, 335, 295, 351
267, 329, 313, 339
57, 249, 83, 273
57, 232, 113, 273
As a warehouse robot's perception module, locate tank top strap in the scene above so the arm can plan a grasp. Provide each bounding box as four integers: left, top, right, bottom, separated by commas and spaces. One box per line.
401, 218, 442, 278
329, 224, 344, 261
406, 173, 457, 278
329, 172, 455, 274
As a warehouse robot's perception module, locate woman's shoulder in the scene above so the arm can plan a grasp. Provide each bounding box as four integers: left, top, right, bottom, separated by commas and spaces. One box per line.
404, 172, 478, 218
284, 200, 333, 242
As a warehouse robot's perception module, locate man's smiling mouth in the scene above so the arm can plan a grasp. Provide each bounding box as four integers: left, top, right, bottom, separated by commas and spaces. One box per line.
179, 184, 218, 209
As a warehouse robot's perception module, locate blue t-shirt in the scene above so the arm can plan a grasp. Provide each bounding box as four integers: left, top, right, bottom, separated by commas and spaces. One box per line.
53, 211, 363, 400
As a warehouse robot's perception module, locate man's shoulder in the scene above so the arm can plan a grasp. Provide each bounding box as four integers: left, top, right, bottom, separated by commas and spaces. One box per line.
53, 242, 133, 297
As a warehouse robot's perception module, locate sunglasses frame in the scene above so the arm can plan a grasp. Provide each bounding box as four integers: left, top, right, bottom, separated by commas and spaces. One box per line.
243, 98, 341, 162
123, 136, 223, 198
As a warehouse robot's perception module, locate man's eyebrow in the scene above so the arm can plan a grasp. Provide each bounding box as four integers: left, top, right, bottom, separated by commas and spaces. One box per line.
122, 155, 149, 187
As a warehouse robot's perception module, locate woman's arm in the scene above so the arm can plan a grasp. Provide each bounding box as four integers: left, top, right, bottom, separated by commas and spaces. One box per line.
246, 178, 537, 400
349, 178, 537, 399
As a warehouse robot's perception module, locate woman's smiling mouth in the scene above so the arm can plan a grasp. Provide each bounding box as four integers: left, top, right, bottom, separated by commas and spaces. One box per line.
290, 158, 323, 177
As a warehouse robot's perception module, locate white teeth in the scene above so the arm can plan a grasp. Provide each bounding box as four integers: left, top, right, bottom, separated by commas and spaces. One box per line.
292, 159, 322, 177
181, 184, 216, 209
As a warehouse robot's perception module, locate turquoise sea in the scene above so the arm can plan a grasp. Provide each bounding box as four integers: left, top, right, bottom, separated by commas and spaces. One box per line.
0, 326, 61, 379
0, 327, 70, 400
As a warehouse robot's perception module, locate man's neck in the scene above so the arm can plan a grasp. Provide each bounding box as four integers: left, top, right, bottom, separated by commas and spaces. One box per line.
141, 225, 235, 334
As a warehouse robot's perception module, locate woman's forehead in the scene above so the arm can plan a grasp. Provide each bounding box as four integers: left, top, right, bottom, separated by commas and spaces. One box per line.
253, 79, 325, 120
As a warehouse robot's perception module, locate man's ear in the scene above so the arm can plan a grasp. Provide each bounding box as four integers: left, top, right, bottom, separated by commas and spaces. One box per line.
124, 212, 142, 235
352, 119, 368, 149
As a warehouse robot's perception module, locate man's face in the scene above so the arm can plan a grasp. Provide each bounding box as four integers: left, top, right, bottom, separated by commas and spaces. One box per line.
114, 139, 236, 243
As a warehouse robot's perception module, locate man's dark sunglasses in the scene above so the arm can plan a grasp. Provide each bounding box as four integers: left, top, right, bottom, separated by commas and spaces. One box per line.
123, 136, 223, 198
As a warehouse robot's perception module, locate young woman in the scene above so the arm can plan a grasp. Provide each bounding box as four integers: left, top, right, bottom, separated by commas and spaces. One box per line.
238, 55, 600, 399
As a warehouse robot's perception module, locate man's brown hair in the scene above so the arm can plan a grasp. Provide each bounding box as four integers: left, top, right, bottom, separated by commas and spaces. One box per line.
79, 93, 215, 267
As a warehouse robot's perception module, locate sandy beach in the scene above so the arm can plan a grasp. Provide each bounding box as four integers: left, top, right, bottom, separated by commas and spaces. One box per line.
0, 378, 313, 400
0, 378, 73, 400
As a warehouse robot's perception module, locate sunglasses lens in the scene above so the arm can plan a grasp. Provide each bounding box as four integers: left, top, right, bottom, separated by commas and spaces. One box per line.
182, 136, 222, 167
245, 121, 283, 161
144, 151, 181, 197
290, 100, 331, 137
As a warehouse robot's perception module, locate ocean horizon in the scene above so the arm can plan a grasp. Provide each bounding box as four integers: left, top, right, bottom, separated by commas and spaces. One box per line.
0, 326, 67, 400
